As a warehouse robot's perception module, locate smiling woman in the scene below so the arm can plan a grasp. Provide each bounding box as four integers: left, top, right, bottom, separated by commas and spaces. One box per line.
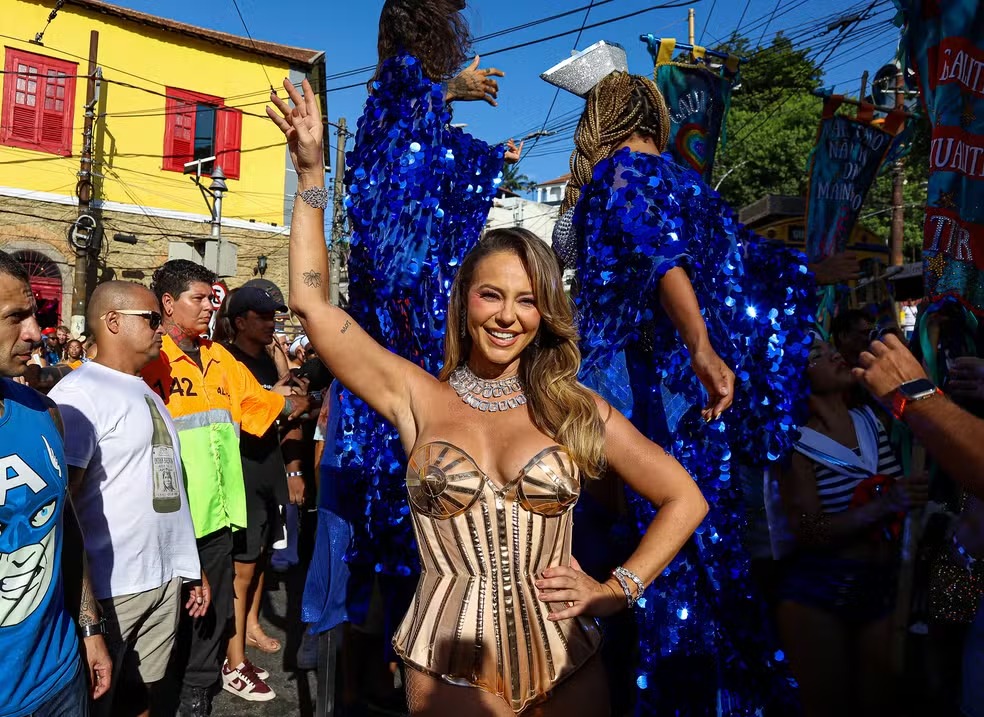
269, 71, 708, 715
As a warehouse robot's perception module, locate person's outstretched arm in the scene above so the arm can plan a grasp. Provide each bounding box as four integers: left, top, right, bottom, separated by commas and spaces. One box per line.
267, 78, 434, 434
854, 334, 984, 500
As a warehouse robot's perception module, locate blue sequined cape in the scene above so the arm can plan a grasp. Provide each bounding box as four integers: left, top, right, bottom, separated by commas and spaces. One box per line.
572, 149, 814, 714
302, 52, 504, 631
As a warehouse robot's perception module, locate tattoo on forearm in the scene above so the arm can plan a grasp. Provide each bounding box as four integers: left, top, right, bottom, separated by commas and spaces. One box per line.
302, 270, 323, 288
78, 569, 99, 627
340, 320, 352, 334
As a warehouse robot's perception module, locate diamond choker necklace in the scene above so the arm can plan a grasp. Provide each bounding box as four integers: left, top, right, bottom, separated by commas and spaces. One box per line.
449, 364, 527, 413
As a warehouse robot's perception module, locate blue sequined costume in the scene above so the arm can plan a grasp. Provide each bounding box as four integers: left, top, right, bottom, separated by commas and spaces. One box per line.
571, 149, 814, 715
303, 52, 504, 631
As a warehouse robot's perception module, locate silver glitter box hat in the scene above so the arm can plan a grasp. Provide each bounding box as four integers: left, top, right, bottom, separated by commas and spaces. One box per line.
540, 40, 629, 98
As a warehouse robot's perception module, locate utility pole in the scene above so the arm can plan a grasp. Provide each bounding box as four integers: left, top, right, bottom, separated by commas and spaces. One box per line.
329, 118, 347, 306
70, 30, 99, 337
889, 67, 906, 267
688, 8, 696, 45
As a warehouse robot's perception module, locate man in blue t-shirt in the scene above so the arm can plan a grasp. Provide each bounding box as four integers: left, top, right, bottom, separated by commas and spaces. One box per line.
0, 250, 112, 716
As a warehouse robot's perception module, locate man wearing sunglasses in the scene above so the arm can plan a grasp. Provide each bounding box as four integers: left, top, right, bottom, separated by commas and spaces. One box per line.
49, 281, 206, 717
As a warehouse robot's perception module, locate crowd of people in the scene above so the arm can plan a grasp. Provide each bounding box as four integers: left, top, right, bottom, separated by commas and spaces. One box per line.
2, 1, 984, 717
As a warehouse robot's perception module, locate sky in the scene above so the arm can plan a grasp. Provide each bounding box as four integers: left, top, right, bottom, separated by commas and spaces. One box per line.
104, 0, 903, 189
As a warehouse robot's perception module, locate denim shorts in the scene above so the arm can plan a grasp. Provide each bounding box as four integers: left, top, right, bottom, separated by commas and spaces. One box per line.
778, 553, 898, 626
30, 660, 87, 717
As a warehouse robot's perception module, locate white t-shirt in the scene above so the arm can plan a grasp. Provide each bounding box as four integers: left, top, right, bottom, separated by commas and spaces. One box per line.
49, 361, 201, 600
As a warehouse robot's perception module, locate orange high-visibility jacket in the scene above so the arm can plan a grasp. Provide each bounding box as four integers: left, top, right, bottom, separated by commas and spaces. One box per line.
142, 335, 284, 538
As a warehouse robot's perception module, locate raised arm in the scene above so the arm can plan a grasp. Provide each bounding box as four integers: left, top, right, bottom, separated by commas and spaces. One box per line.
267, 78, 434, 431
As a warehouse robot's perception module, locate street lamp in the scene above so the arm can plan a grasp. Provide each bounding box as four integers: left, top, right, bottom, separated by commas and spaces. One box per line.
254, 255, 268, 277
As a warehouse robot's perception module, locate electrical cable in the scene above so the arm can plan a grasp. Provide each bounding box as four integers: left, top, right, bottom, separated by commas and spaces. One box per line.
326, 0, 698, 93
228, 0, 275, 91
515, 0, 598, 170
699, 0, 718, 44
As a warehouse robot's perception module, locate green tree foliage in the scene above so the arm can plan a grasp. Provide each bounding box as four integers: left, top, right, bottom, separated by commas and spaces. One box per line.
711, 32, 825, 209
710, 31, 929, 261
500, 163, 536, 194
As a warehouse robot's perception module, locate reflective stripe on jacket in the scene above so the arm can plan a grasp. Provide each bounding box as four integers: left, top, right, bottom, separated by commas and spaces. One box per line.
142, 335, 285, 538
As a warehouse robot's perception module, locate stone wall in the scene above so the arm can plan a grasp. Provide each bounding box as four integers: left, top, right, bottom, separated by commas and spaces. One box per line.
0, 195, 295, 330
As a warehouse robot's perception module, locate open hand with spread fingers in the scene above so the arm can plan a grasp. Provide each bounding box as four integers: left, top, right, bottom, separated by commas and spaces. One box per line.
504, 139, 524, 165
535, 556, 624, 621
266, 77, 324, 179
446, 55, 505, 105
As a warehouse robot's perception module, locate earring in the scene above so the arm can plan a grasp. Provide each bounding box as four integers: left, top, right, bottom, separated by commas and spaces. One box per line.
533, 332, 542, 348
459, 311, 467, 339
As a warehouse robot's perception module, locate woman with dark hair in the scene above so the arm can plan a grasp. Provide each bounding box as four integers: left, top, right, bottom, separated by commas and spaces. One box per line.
549, 65, 815, 713
778, 336, 926, 716
269, 79, 707, 716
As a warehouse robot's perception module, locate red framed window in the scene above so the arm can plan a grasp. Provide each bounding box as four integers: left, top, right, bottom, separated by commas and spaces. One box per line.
1, 48, 77, 156
163, 87, 241, 180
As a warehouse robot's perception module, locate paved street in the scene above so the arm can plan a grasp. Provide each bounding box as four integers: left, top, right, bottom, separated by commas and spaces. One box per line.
213, 566, 320, 717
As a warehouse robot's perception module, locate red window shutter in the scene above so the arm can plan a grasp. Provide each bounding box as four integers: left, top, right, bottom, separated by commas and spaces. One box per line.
163, 92, 196, 172
39, 68, 75, 155
2, 49, 76, 154
6, 60, 41, 142
216, 107, 242, 180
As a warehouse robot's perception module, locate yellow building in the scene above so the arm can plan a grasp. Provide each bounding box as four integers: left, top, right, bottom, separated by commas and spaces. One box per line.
0, 0, 326, 330
739, 194, 890, 263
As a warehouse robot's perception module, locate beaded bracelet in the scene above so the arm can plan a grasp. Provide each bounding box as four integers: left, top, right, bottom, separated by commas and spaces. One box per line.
296, 186, 330, 210
612, 565, 646, 608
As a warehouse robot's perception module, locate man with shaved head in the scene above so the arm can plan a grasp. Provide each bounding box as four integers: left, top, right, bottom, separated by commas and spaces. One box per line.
50, 281, 205, 717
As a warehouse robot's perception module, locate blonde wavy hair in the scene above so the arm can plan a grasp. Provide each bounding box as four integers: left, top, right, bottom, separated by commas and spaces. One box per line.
561, 71, 671, 214
440, 228, 606, 478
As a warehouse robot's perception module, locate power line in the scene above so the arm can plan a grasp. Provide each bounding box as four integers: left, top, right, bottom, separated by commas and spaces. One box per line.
322, 0, 627, 84
699, 0, 718, 44
228, 0, 275, 91
518, 2, 895, 161
517, 0, 599, 168
327, 0, 698, 93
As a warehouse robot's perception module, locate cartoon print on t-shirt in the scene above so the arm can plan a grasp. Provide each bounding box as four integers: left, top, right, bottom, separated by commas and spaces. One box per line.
0, 440, 62, 627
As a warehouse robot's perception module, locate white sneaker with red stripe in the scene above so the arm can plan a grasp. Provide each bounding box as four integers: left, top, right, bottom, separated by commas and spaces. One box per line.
222, 659, 276, 702
243, 658, 269, 681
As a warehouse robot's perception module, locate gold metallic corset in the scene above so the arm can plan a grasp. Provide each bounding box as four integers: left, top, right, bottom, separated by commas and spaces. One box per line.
393, 442, 602, 713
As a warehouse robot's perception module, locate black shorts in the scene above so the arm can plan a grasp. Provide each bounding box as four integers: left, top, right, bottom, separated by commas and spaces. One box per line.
232, 469, 286, 562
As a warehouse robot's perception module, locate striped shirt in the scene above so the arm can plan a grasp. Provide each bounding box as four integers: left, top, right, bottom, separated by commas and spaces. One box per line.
813, 419, 903, 513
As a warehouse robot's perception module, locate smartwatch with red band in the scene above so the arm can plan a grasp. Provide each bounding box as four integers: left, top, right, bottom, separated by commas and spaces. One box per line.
891, 378, 942, 420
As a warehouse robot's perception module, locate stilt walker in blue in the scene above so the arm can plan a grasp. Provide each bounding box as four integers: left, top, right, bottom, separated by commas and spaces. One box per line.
544, 43, 815, 715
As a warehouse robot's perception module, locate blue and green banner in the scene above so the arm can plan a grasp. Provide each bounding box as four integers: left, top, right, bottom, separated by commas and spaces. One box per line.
647, 38, 739, 182
804, 96, 901, 262
895, 0, 984, 314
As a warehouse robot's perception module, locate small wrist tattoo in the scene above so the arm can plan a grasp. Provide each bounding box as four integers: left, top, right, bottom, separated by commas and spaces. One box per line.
340, 320, 352, 334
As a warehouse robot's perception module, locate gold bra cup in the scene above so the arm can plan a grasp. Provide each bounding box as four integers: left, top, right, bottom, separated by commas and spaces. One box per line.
406, 442, 484, 519
406, 441, 580, 520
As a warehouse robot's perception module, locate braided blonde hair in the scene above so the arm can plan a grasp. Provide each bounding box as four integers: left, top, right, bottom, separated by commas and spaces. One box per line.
561, 72, 671, 214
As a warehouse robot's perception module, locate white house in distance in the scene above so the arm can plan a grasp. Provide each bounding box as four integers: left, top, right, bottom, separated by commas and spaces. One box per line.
484, 173, 572, 245
534, 174, 571, 206
485, 187, 561, 246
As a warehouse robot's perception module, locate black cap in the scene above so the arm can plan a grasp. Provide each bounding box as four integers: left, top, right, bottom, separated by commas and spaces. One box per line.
227, 287, 287, 317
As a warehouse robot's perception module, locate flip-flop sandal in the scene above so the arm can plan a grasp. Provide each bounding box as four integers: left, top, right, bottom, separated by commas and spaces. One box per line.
246, 630, 282, 653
